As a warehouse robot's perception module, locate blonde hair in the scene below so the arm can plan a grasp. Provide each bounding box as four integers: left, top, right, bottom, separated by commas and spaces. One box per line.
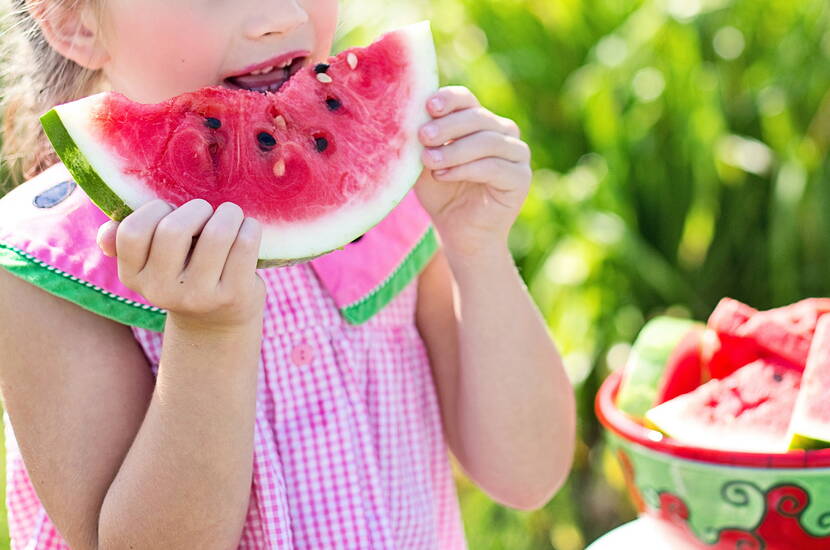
1, 0, 104, 185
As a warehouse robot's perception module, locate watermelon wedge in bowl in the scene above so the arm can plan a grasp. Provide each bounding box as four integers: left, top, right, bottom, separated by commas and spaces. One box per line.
597, 298, 830, 549
40, 22, 438, 267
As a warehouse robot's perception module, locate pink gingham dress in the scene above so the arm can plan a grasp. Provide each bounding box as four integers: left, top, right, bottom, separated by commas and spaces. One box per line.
0, 164, 468, 549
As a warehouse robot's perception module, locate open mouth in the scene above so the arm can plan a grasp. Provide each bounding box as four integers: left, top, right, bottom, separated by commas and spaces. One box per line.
223, 55, 308, 93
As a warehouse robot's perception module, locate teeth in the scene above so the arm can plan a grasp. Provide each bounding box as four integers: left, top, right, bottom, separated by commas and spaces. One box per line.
250, 65, 275, 76
247, 58, 295, 76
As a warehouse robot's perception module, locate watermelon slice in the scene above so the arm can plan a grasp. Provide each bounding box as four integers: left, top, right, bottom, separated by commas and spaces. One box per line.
788, 315, 830, 450
615, 317, 703, 418
705, 298, 830, 378
40, 22, 438, 267
645, 359, 802, 453
741, 298, 830, 368
654, 327, 707, 404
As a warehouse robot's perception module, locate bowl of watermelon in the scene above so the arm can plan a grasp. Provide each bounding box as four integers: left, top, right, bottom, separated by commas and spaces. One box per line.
596, 298, 830, 549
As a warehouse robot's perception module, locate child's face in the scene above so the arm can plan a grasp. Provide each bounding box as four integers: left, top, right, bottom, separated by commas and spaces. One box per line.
96, 0, 338, 103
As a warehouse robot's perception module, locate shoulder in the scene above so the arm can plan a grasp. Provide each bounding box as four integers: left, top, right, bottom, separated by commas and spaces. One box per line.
0, 163, 167, 333
415, 246, 454, 325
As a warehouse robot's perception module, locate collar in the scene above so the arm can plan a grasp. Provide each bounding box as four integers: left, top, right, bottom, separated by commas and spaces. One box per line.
0, 164, 437, 331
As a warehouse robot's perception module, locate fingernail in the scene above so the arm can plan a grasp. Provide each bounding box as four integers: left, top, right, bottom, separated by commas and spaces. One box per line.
429, 149, 443, 163
423, 124, 438, 139
429, 97, 443, 112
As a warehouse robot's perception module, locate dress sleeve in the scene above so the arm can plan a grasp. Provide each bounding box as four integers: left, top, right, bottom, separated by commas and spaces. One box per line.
0, 164, 166, 332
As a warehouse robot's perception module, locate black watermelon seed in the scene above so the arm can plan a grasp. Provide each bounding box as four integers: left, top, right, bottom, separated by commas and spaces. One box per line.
257, 132, 277, 150
351, 235, 364, 244
315, 136, 329, 152
205, 117, 221, 129
325, 97, 342, 111
314, 63, 330, 74
773, 373, 784, 382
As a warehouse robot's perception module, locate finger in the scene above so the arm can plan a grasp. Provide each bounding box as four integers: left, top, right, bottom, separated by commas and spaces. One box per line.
143, 199, 214, 281
422, 131, 530, 170
432, 157, 532, 192
115, 199, 175, 276
427, 86, 480, 117
219, 217, 263, 289
182, 202, 245, 287
97, 220, 119, 257
420, 107, 521, 147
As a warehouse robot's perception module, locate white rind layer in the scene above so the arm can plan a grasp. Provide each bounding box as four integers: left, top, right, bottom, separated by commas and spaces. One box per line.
55, 93, 160, 210
52, 21, 438, 262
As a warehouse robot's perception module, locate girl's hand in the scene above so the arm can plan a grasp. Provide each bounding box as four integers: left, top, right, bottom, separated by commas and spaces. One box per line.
415, 86, 532, 259
96, 199, 266, 332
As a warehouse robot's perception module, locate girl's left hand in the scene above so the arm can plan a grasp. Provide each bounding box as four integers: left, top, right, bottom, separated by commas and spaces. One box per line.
415, 86, 532, 259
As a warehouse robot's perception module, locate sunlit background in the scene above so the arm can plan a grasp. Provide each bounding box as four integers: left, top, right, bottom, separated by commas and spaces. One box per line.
3, 0, 830, 548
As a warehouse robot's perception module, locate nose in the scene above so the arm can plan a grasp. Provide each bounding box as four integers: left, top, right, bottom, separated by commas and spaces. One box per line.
244, 0, 309, 39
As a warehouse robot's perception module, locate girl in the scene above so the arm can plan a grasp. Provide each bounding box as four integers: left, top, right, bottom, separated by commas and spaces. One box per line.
0, 0, 575, 548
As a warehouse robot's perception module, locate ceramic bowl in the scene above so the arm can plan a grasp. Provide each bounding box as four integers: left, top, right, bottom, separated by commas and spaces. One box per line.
596, 371, 830, 549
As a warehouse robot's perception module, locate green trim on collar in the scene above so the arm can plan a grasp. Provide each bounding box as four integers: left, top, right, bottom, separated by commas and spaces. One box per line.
341, 226, 438, 324
0, 242, 166, 332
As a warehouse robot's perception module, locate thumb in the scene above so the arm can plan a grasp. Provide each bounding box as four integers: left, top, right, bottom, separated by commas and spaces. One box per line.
97, 220, 119, 257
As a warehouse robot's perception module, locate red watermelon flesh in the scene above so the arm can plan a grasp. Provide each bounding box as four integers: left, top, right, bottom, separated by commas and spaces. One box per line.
40, 22, 438, 266
739, 298, 830, 368
646, 359, 801, 453
655, 327, 707, 404
703, 298, 826, 378
788, 315, 830, 449
705, 298, 762, 378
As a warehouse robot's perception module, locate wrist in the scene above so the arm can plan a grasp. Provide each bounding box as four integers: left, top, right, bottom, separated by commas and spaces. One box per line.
166, 310, 264, 341
443, 240, 515, 277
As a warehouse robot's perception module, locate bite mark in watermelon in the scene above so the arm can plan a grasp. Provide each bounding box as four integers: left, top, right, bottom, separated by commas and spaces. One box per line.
788, 315, 830, 450
645, 359, 801, 453
40, 22, 438, 267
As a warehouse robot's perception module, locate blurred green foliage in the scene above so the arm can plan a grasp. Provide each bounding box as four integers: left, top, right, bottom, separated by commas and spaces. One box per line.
2, 0, 830, 548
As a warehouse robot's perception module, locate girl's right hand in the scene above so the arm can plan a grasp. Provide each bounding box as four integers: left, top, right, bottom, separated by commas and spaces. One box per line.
96, 199, 266, 332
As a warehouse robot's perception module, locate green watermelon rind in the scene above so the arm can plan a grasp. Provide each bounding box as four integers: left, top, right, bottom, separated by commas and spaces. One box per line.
788, 433, 830, 451
40, 109, 134, 222
616, 317, 703, 418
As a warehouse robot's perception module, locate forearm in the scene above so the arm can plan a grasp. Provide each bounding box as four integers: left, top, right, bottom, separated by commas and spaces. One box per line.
98, 315, 262, 550
446, 246, 575, 509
